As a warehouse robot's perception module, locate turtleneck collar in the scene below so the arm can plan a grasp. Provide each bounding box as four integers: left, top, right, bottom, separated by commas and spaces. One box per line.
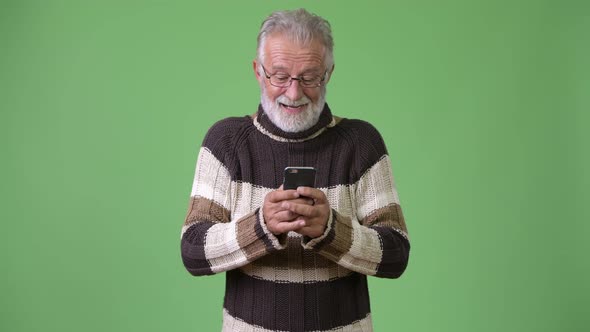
253, 103, 335, 142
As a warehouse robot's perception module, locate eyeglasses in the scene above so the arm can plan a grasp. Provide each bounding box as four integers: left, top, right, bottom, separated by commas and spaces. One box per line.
260, 64, 328, 88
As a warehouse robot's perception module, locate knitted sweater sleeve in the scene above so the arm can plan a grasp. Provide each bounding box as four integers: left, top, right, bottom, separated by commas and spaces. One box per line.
180, 119, 286, 276
302, 121, 410, 278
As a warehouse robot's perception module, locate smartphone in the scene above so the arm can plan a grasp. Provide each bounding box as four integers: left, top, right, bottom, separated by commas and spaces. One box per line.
283, 167, 316, 190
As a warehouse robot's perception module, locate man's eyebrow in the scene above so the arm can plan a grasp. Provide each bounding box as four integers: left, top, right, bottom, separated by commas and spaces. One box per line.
302, 69, 323, 75
270, 65, 323, 74
269, 65, 288, 71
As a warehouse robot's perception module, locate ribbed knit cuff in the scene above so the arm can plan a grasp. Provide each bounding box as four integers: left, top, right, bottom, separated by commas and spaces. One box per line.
301, 209, 334, 250
257, 208, 288, 250
302, 209, 358, 266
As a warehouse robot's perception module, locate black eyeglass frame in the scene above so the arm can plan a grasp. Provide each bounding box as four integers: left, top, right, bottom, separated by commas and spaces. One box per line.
260, 64, 328, 88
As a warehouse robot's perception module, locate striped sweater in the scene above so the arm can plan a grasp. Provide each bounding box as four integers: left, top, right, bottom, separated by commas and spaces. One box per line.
181, 104, 410, 332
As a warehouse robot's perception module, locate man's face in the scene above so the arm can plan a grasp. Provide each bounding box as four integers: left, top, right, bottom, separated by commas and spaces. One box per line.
254, 34, 331, 133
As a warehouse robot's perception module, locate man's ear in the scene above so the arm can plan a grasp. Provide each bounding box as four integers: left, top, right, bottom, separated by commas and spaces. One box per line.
253, 60, 262, 81
325, 64, 335, 84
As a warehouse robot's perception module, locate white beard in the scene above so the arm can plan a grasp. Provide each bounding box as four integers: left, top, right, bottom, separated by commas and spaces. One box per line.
260, 85, 326, 133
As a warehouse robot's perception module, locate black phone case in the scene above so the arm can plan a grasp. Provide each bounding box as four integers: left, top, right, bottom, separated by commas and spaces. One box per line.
283, 167, 316, 190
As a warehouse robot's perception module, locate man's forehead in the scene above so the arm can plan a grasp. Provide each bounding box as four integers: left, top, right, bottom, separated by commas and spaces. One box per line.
264, 34, 325, 69
267, 32, 322, 45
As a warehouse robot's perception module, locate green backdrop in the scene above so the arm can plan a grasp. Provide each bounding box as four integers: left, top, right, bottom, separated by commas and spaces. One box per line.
2, 0, 588, 331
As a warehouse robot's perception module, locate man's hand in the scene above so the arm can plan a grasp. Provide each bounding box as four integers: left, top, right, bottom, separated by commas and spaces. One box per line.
281, 187, 330, 239
262, 186, 314, 235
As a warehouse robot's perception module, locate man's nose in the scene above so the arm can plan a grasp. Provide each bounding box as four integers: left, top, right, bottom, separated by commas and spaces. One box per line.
284, 79, 304, 101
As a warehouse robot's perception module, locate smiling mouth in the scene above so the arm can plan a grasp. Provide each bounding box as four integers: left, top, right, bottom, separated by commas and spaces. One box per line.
280, 103, 308, 111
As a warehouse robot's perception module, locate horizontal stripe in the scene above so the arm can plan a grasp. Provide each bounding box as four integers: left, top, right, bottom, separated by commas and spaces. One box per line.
309, 211, 352, 264
355, 155, 401, 221
240, 234, 354, 283
304, 206, 409, 277
204, 215, 251, 274
222, 309, 373, 332
202, 176, 398, 224
362, 203, 408, 240
181, 222, 216, 275
190, 147, 232, 210
230, 183, 272, 221
223, 269, 371, 331
182, 196, 230, 237
372, 226, 410, 278
338, 215, 382, 275
190, 149, 401, 225
182, 210, 286, 275
185, 148, 276, 244
237, 209, 276, 261
239, 263, 354, 284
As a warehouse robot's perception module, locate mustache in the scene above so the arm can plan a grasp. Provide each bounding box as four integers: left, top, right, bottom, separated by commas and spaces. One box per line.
275, 95, 311, 107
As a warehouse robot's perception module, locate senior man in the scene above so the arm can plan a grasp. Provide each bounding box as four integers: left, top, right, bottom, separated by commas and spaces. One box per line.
181, 8, 410, 332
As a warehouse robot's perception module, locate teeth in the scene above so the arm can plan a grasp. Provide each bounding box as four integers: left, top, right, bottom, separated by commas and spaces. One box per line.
279, 102, 307, 110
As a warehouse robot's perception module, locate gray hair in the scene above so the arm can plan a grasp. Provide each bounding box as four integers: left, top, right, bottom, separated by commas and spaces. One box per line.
256, 8, 334, 70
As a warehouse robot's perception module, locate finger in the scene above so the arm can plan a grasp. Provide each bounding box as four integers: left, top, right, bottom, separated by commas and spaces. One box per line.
267, 189, 300, 203
289, 197, 315, 206
272, 210, 300, 223
296, 187, 326, 203
282, 201, 316, 217
274, 220, 305, 234
267, 198, 308, 214
266, 200, 302, 220
295, 224, 327, 238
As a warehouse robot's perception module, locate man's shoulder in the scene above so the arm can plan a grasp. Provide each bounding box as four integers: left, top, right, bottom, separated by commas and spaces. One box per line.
202, 115, 252, 142
207, 115, 253, 134
203, 116, 253, 150
333, 117, 385, 144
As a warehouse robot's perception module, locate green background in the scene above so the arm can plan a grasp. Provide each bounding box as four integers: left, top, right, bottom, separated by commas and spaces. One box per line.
2, 0, 588, 331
